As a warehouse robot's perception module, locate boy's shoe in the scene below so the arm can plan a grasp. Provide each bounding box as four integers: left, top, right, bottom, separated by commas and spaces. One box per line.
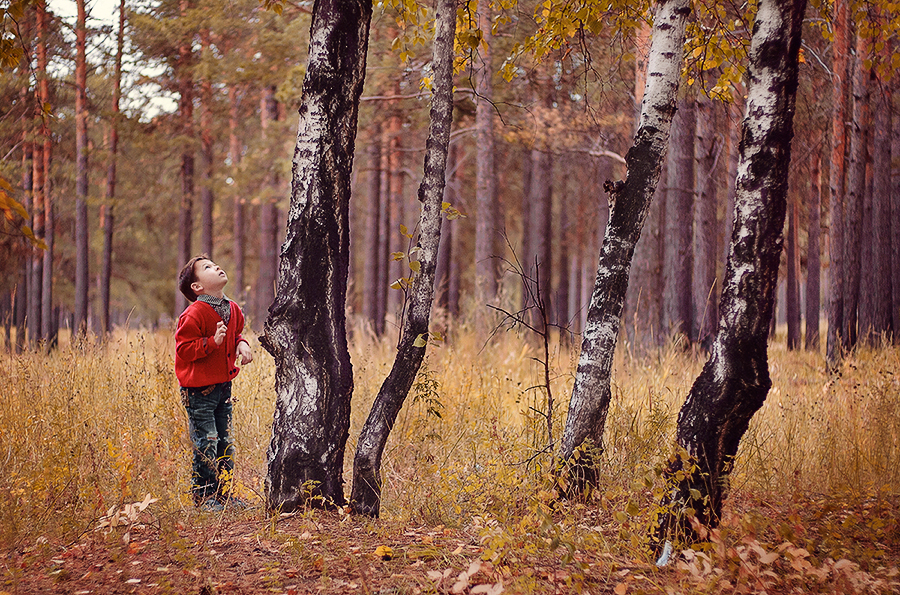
198, 497, 225, 512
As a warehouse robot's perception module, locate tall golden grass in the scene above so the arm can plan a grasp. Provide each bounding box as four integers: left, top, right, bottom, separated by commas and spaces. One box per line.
0, 323, 897, 558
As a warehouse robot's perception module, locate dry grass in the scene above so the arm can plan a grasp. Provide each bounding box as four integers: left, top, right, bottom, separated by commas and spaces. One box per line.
0, 323, 898, 593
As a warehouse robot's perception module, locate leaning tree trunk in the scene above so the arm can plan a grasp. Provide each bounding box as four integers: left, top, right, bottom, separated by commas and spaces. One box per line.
350, 0, 456, 517
655, 0, 806, 551
260, 0, 372, 512
557, 0, 690, 493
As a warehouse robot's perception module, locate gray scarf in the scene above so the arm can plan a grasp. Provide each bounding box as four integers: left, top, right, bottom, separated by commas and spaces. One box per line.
197, 294, 231, 326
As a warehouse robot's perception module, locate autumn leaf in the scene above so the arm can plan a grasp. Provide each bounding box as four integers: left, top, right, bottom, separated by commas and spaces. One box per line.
375, 545, 393, 560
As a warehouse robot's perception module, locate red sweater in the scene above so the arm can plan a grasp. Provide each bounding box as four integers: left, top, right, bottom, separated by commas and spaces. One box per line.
175, 300, 246, 388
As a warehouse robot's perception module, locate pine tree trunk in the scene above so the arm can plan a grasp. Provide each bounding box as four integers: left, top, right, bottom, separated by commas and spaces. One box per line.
175, 0, 194, 319
786, 197, 801, 348
363, 131, 382, 329
257, 86, 280, 323
529, 146, 553, 330
350, 0, 455, 516
663, 97, 695, 343
474, 0, 498, 309
17, 105, 32, 352
99, 0, 124, 337
692, 96, 719, 351
261, 0, 372, 512
73, 0, 88, 337
40, 51, 53, 346
805, 153, 821, 349
892, 61, 900, 343
870, 65, 891, 341
200, 30, 215, 258
826, 0, 849, 365
229, 86, 245, 304
843, 32, 869, 349
29, 1, 47, 344
656, 0, 806, 546
558, 0, 690, 491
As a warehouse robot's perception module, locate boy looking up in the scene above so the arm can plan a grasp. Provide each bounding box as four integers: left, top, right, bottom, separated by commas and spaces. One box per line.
176, 255, 253, 511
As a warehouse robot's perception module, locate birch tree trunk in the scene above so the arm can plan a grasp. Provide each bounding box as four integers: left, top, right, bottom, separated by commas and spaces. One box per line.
557, 0, 690, 491
826, 0, 849, 366
656, 0, 807, 547
351, 0, 455, 517
261, 0, 372, 512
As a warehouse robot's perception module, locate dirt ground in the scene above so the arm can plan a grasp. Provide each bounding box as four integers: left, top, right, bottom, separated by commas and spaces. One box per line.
0, 507, 635, 595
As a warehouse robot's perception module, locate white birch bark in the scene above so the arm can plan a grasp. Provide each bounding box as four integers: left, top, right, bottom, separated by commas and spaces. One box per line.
557, 0, 691, 489
350, 0, 456, 517
262, 0, 372, 512
658, 0, 807, 546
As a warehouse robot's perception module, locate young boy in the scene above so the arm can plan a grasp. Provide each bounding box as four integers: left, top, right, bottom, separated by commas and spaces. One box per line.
176, 255, 253, 511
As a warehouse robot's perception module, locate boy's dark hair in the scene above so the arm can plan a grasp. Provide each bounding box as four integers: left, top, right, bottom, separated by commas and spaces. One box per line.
178, 254, 211, 302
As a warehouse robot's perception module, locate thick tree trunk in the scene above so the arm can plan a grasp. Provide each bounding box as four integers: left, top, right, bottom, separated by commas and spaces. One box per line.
826, 0, 849, 366
805, 153, 821, 349
350, 0, 455, 516
474, 0, 498, 309
99, 0, 125, 337
663, 97, 695, 342
557, 0, 690, 491
261, 0, 372, 512
786, 196, 801, 349
692, 96, 719, 351
656, 0, 806, 548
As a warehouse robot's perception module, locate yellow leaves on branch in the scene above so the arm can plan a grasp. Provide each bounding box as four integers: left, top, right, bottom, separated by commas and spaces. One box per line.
1, 176, 47, 250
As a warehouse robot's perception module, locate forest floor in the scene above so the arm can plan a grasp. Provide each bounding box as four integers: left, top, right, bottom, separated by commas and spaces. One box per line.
3, 489, 899, 595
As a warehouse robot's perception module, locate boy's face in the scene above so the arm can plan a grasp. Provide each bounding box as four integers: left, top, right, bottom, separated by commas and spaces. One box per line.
191, 259, 228, 296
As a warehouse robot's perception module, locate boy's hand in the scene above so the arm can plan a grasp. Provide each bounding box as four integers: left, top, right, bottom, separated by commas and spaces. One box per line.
213, 321, 227, 346
237, 340, 253, 365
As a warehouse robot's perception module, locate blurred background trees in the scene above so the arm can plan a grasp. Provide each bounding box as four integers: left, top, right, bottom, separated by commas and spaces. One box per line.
1, 0, 899, 359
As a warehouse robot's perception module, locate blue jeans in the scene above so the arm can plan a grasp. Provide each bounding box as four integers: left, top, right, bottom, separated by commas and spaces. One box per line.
182, 382, 234, 503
